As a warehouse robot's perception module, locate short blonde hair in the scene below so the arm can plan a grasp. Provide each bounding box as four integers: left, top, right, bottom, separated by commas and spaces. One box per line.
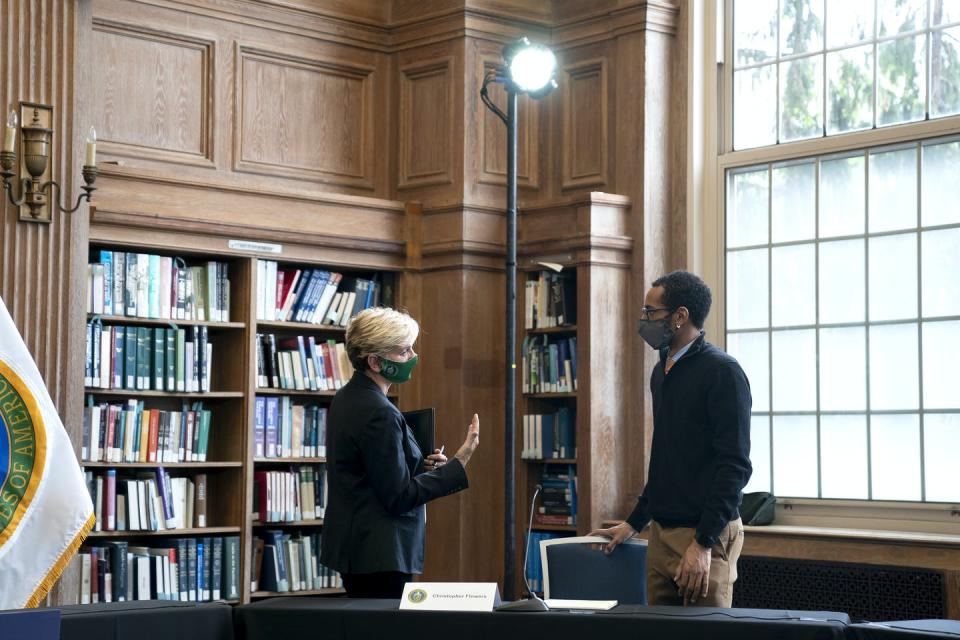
346, 307, 420, 371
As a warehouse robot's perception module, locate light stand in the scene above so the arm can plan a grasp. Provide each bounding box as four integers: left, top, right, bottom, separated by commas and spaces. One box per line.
480, 37, 557, 602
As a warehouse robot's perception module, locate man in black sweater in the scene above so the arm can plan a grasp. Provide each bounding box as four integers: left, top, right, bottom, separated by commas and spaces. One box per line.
591, 270, 752, 607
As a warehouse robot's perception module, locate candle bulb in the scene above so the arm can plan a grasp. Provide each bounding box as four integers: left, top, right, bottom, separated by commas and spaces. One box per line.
3, 111, 17, 153
85, 126, 97, 166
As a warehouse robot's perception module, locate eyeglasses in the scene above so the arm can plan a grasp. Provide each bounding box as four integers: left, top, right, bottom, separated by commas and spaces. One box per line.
640, 306, 674, 321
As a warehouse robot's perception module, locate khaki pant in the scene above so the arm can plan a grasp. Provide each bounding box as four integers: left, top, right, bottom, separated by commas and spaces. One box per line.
647, 518, 744, 607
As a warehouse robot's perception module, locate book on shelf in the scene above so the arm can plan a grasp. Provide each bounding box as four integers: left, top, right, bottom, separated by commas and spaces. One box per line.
78, 535, 240, 603
535, 465, 577, 527
521, 334, 577, 394
254, 530, 341, 593
85, 322, 213, 393
255, 260, 389, 325
525, 270, 576, 330
252, 466, 327, 523
254, 397, 327, 459
84, 468, 209, 532
256, 334, 353, 391
521, 407, 576, 460
81, 397, 213, 463
87, 250, 231, 322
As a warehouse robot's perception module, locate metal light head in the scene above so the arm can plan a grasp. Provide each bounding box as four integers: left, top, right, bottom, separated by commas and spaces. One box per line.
504, 37, 558, 98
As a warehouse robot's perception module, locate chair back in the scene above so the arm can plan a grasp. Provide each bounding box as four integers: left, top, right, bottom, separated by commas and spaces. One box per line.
540, 535, 647, 604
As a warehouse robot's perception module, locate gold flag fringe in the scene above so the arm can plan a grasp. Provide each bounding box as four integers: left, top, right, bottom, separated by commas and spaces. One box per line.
24, 512, 96, 608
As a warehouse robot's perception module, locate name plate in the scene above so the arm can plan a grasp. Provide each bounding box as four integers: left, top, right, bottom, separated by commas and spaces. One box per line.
227, 239, 282, 254
400, 582, 501, 612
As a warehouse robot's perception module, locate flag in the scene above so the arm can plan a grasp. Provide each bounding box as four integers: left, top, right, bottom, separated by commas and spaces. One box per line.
0, 296, 94, 608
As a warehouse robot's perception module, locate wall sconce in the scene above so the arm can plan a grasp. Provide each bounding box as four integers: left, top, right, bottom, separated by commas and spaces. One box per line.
1, 102, 98, 223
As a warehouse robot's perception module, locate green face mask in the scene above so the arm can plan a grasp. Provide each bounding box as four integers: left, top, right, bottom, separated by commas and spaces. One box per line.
378, 355, 419, 384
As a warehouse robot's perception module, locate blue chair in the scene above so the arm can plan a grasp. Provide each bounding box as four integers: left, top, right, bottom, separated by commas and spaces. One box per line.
540, 535, 648, 604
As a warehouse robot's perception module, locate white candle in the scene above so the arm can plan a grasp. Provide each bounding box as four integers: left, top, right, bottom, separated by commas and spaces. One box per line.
3, 111, 16, 153
85, 126, 97, 166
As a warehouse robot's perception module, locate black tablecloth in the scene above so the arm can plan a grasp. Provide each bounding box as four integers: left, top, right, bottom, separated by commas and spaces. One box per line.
59, 600, 233, 640
849, 620, 960, 639
234, 598, 850, 640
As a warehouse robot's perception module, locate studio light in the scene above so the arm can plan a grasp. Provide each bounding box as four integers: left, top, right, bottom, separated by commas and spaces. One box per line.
506, 39, 558, 97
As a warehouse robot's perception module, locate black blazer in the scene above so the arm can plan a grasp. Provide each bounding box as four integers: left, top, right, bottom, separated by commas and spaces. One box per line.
319, 372, 469, 575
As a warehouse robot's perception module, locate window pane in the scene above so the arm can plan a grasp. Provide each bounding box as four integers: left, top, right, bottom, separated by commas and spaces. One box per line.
924, 413, 960, 502
921, 140, 960, 226
871, 413, 922, 500
772, 162, 816, 242
735, 0, 779, 66
727, 331, 771, 412
728, 168, 769, 248
921, 229, 960, 317
735, 65, 778, 149
922, 320, 960, 408
820, 239, 866, 323
727, 249, 770, 330
826, 0, 875, 47
780, 56, 825, 141
877, 36, 927, 126
772, 244, 816, 326
870, 323, 920, 410
744, 415, 772, 493
869, 233, 918, 321
933, 0, 960, 25
930, 26, 960, 117
773, 415, 819, 496
821, 414, 869, 498
827, 45, 874, 133
772, 329, 817, 410
820, 154, 866, 237
869, 148, 918, 233
878, 0, 928, 35
781, 0, 825, 54
820, 327, 867, 410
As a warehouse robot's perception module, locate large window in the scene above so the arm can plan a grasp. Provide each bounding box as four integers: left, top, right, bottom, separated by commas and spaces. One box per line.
722, 0, 960, 504
733, 0, 960, 149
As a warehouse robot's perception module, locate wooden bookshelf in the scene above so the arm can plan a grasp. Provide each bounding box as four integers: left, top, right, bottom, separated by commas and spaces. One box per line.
531, 524, 577, 533
82, 461, 243, 469
87, 526, 242, 538
252, 519, 324, 527
254, 457, 327, 464
251, 588, 344, 599
528, 325, 577, 335
84, 389, 245, 399
88, 314, 246, 331
256, 321, 346, 332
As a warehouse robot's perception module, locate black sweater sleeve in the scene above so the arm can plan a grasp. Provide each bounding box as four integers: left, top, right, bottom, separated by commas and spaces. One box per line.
358, 406, 468, 516
695, 361, 753, 544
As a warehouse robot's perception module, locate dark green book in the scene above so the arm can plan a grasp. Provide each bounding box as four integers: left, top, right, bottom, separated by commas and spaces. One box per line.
211, 536, 223, 600
153, 327, 165, 391
223, 536, 240, 601
136, 327, 149, 390
165, 328, 175, 391
124, 327, 137, 389
104, 540, 128, 602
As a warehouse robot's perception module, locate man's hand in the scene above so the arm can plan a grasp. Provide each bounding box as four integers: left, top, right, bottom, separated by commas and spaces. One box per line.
588, 522, 637, 554
674, 540, 711, 605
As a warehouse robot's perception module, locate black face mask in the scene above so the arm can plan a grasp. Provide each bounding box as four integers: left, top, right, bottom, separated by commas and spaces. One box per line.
638, 316, 676, 350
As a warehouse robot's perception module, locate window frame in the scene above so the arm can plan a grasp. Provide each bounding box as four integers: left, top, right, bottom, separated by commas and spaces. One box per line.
692, 0, 960, 527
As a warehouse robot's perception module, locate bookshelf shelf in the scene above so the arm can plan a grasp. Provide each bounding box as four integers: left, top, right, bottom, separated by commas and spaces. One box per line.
527, 325, 577, 334
256, 321, 346, 332
82, 461, 243, 469
526, 392, 577, 399
526, 458, 577, 465
250, 588, 344, 599
251, 519, 324, 527
254, 457, 327, 464
87, 314, 246, 330
83, 389, 245, 399
87, 526, 242, 538
531, 524, 577, 533
255, 388, 337, 397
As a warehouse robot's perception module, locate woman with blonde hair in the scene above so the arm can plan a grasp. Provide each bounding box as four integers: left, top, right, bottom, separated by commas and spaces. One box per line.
320, 306, 480, 598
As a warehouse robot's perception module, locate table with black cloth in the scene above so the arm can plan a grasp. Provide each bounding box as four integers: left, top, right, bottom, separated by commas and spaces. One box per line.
233, 597, 850, 640
59, 600, 234, 640
849, 620, 960, 639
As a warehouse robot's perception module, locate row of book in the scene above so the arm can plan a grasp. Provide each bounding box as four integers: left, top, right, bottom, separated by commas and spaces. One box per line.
524, 532, 571, 594
252, 531, 341, 593
85, 323, 214, 393
521, 408, 576, 460
256, 334, 354, 391
87, 250, 231, 322
85, 469, 209, 532
253, 466, 327, 523
525, 270, 576, 329
536, 465, 577, 527
81, 399, 213, 464
521, 334, 578, 393
256, 260, 385, 325
254, 397, 327, 459
79, 536, 241, 603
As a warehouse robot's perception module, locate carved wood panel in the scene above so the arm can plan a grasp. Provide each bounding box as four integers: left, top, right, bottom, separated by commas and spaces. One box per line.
477, 56, 540, 190
235, 44, 376, 189
562, 58, 608, 190
398, 57, 454, 189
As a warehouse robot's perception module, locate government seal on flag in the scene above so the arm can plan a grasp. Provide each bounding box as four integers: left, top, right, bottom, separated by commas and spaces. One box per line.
0, 297, 94, 608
